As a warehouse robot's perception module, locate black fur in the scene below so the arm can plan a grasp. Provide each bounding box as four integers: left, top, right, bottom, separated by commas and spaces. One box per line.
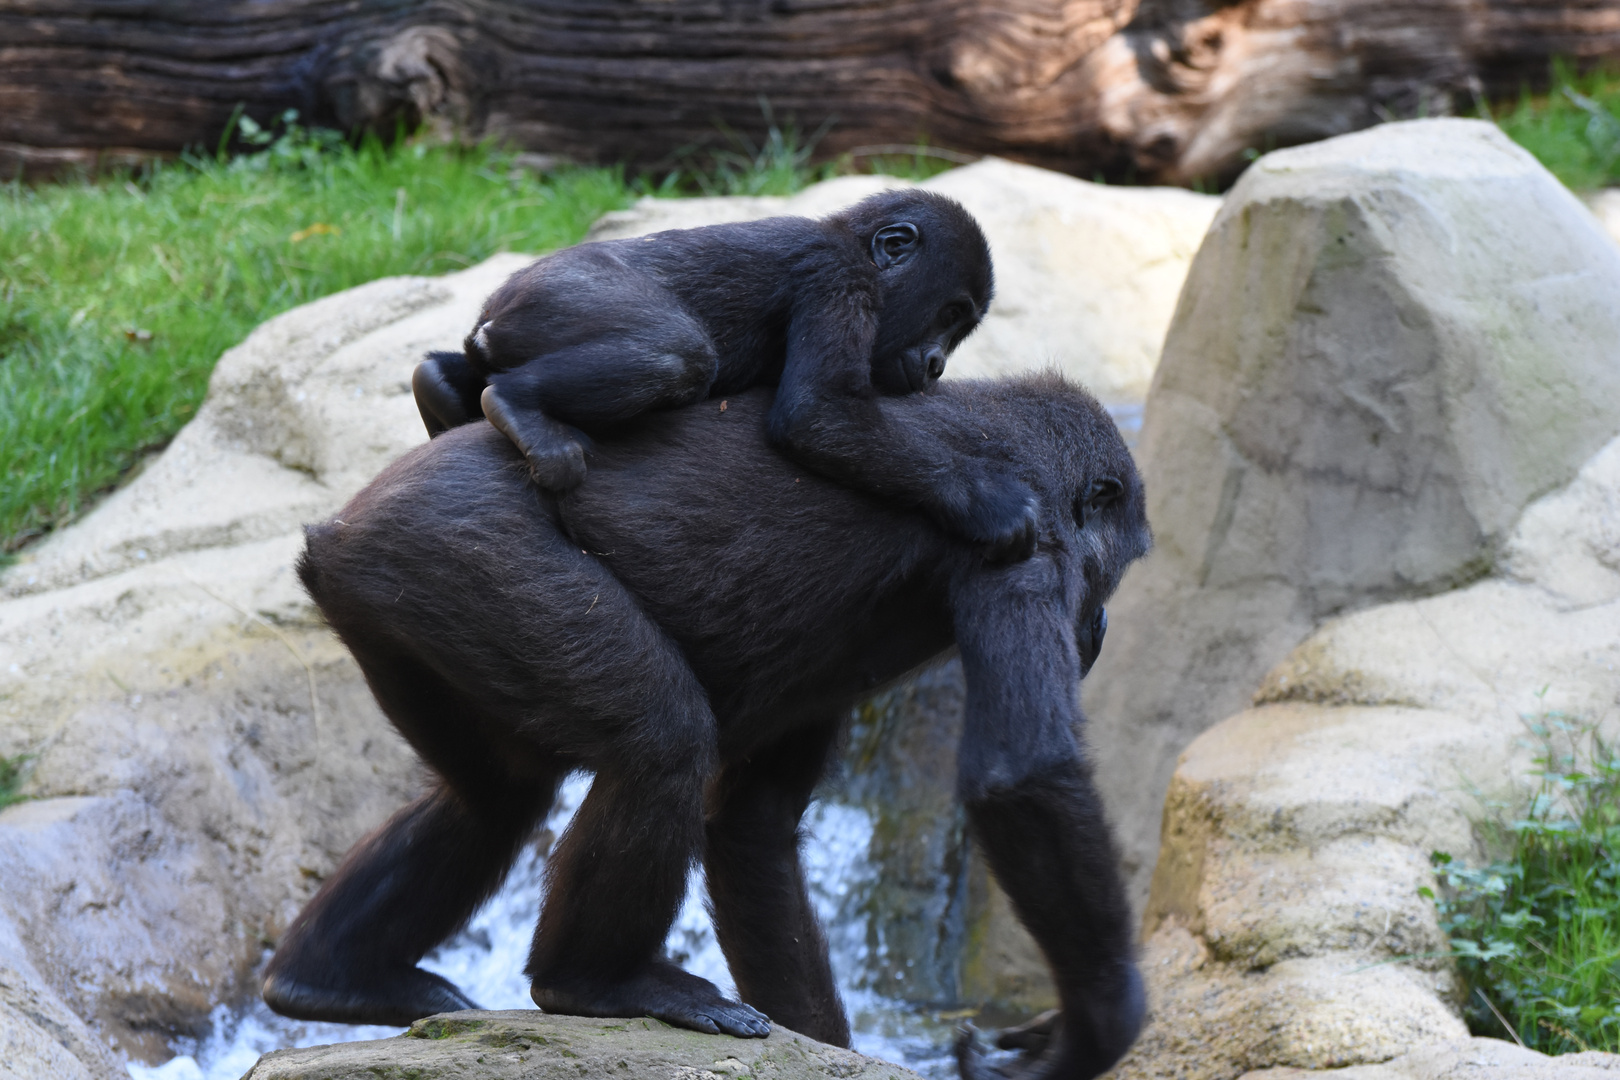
411, 191, 1037, 560
267, 375, 1151, 1080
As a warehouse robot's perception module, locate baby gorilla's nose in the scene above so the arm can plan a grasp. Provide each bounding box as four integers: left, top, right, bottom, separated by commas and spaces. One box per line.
925, 347, 947, 380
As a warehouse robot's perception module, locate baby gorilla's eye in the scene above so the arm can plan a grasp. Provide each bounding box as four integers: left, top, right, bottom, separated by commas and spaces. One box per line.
938, 302, 971, 328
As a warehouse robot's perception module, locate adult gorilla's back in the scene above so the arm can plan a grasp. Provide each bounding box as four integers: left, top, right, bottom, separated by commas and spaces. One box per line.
281, 377, 1151, 1080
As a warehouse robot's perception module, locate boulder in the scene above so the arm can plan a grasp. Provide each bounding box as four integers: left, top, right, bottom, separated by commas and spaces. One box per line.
589, 157, 1220, 405
1081, 118, 1620, 909
1102, 425, 1620, 1077
244, 1012, 925, 1080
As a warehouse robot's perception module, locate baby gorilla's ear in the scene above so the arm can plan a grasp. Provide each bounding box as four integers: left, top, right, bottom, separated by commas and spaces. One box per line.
871, 222, 920, 269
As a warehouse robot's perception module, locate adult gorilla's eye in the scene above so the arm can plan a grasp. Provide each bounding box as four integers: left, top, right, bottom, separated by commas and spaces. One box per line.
1074, 476, 1123, 527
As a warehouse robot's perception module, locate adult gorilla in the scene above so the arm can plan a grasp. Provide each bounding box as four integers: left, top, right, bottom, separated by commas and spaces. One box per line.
268, 374, 1151, 1080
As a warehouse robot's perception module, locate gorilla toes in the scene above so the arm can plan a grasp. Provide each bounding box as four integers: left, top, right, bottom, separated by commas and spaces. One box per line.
262, 967, 479, 1027
962, 474, 1040, 564
480, 385, 589, 491
531, 961, 771, 1039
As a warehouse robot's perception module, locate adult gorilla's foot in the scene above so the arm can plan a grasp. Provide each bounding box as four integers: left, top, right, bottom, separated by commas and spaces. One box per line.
532, 961, 771, 1038
262, 967, 479, 1026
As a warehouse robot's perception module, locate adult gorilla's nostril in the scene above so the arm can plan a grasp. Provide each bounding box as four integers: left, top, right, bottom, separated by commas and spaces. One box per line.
926, 348, 947, 380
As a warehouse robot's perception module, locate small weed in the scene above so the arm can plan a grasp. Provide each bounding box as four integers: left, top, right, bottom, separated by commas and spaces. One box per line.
1489, 60, 1620, 189
1426, 713, 1620, 1053
0, 754, 30, 811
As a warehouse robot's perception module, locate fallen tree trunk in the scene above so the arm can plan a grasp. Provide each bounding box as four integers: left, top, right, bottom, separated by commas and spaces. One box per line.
4, 0, 1619, 185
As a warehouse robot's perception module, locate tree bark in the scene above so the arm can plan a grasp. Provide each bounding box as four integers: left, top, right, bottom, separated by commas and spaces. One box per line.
3, 0, 1618, 185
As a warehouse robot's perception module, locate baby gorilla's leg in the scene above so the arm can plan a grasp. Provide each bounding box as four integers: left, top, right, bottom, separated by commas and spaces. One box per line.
483, 336, 718, 491
481, 383, 590, 491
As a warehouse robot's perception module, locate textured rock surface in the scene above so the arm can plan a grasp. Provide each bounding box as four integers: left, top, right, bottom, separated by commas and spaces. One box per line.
589, 157, 1220, 405
0, 256, 529, 1071
244, 1012, 924, 1080
1242, 1038, 1620, 1078
1082, 118, 1620, 908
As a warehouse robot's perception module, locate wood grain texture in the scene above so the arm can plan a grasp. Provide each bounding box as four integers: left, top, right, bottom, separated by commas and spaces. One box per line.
3, 0, 1618, 183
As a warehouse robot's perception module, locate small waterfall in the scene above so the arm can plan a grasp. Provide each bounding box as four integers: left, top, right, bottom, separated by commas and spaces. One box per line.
127, 766, 967, 1079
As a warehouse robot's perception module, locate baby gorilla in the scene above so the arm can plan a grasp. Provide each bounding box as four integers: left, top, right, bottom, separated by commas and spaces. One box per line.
412, 191, 1035, 559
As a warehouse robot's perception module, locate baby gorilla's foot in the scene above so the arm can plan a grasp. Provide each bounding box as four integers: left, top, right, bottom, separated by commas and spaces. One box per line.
262, 966, 479, 1027
480, 385, 588, 491
531, 960, 771, 1038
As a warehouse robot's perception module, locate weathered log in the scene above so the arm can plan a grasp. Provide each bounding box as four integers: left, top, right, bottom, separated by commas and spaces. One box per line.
3, 0, 1618, 185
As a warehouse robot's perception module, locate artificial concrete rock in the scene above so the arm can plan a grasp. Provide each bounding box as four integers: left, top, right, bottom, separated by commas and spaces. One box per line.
1081, 118, 1620, 909
1106, 442, 1620, 1077
589, 157, 1220, 405
243, 1012, 924, 1080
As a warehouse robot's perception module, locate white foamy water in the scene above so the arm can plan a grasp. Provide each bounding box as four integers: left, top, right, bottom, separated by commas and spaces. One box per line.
127, 777, 951, 1080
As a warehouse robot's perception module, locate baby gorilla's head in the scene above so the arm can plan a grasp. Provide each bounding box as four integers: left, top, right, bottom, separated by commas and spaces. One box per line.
834, 191, 994, 394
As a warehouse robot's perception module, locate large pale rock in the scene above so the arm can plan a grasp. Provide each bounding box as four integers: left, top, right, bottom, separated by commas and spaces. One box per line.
1083, 118, 1620, 907
244, 1012, 924, 1080
0, 255, 529, 1070
589, 158, 1219, 405
1107, 428, 1620, 1078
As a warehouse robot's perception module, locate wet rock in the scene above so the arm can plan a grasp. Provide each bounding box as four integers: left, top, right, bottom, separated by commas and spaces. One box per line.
1241, 1038, 1620, 1078
243, 1012, 925, 1080
1082, 118, 1620, 910
588, 158, 1220, 405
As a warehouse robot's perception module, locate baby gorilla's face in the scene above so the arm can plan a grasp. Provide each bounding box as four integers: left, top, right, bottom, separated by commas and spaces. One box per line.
870, 289, 987, 395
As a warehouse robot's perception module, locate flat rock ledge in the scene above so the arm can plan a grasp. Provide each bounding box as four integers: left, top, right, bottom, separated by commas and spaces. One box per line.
1243, 1037, 1620, 1079
242, 1012, 926, 1080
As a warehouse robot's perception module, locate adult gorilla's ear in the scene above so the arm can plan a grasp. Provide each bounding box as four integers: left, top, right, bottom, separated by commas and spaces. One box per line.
1075, 477, 1123, 528
872, 222, 920, 269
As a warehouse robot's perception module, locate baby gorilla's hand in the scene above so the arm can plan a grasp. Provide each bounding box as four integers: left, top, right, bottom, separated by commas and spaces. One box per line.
481, 385, 589, 491
962, 473, 1040, 563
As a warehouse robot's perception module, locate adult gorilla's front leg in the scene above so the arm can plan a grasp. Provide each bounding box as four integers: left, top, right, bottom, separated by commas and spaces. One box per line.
705, 722, 850, 1047
949, 559, 1143, 1080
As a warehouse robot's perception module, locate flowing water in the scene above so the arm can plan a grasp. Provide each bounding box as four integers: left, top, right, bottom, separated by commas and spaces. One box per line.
126, 773, 964, 1080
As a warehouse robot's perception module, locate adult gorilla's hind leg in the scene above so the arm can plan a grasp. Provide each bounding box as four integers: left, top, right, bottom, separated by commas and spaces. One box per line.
263, 645, 563, 1026
523, 635, 767, 1037
705, 722, 850, 1046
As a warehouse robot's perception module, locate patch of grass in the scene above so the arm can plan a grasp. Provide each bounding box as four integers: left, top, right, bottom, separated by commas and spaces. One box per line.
0, 113, 962, 556
0, 754, 29, 811
1490, 60, 1620, 190
0, 117, 640, 553
1427, 715, 1620, 1054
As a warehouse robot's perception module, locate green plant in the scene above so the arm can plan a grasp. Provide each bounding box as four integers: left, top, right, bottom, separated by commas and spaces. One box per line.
1426, 715, 1620, 1054
1489, 60, 1620, 189
0, 754, 29, 811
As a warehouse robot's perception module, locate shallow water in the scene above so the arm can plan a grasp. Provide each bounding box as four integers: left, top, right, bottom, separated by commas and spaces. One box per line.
126, 774, 962, 1080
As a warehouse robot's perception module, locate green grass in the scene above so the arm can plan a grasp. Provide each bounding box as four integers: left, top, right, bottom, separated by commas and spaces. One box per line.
1427, 716, 1620, 1054
0, 118, 643, 554
0, 114, 955, 556
1490, 61, 1620, 190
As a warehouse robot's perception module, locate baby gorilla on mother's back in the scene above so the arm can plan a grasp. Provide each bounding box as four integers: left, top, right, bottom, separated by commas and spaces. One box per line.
413, 190, 1036, 560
